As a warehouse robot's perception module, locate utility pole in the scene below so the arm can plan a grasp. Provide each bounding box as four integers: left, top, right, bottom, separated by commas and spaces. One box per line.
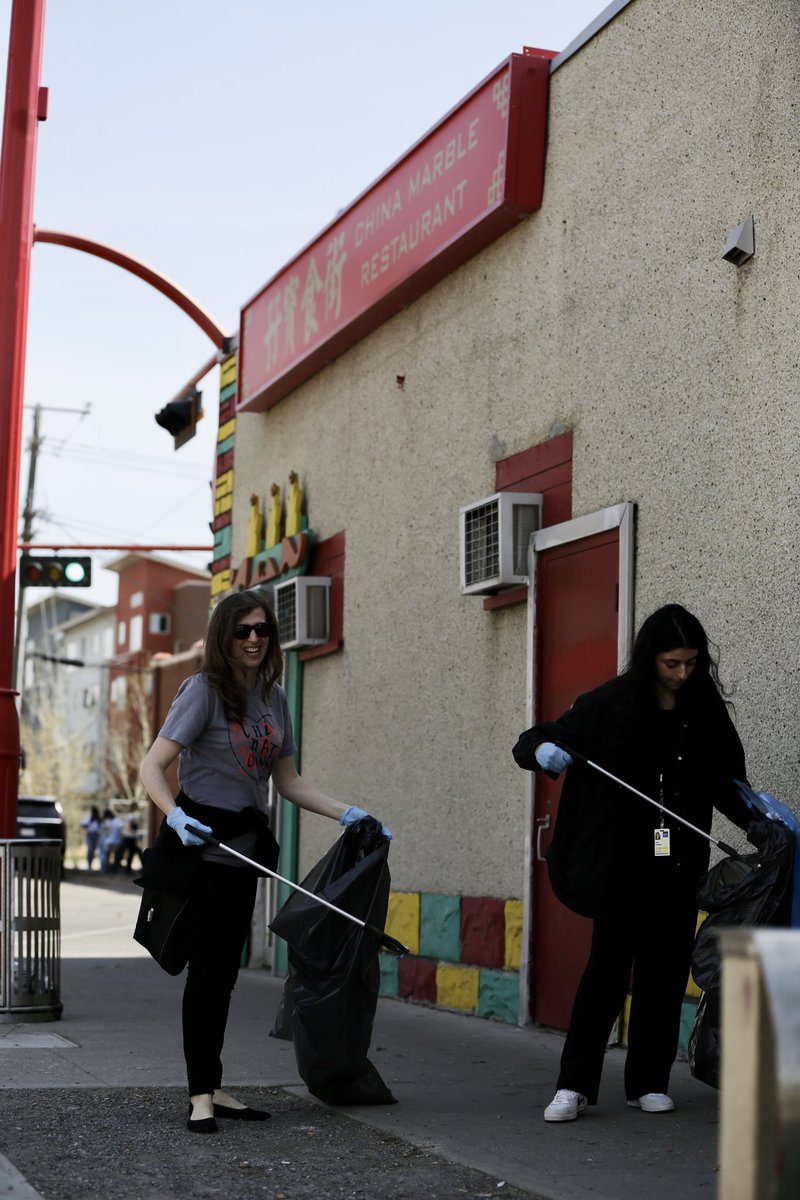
13, 402, 90, 688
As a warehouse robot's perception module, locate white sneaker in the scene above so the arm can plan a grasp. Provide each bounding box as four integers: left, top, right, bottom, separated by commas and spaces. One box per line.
544, 1088, 588, 1122
627, 1093, 675, 1113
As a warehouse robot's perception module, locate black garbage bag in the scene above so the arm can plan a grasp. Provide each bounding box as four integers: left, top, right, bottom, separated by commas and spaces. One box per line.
692, 819, 794, 992
269, 817, 397, 1106
688, 816, 794, 1088
687, 990, 722, 1089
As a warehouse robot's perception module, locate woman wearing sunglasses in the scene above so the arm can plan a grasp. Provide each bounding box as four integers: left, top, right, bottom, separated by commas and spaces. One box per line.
140, 587, 389, 1134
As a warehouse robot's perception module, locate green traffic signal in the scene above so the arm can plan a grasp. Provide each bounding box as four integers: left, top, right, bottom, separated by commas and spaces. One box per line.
19, 554, 92, 589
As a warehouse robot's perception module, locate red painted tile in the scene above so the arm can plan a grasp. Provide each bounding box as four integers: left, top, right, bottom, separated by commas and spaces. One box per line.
460, 897, 505, 969
398, 956, 437, 1003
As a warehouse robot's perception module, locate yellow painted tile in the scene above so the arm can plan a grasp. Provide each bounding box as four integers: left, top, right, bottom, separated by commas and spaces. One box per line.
685, 910, 707, 999
618, 993, 632, 1045
210, 570, 231, 596
214, 494, 233, 516
386, 893, 420, 956
215, 470, 234, 498
220, 355, 237, 387
217, 418, 236, 443
504, 899, 523, 970
436, 963, 479, 1012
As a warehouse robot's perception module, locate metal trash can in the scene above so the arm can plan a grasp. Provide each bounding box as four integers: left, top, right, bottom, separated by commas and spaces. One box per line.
0, 839, 62, 1022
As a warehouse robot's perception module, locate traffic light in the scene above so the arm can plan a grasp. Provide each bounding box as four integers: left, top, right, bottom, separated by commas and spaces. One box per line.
19, 554, 92, 588
155, 387, 203, 449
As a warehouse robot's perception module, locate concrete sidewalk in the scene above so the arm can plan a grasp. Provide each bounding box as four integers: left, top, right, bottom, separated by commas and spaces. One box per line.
0, 879, 724, 1199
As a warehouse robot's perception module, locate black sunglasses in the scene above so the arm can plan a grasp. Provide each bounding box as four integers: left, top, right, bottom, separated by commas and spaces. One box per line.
233, 621, 270, 640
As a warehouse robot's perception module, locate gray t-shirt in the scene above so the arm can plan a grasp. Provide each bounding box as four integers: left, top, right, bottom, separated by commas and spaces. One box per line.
159, 673, 295, 865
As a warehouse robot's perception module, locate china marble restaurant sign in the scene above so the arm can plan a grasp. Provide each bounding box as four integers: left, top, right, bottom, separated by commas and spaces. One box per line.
238, 50, 553, 413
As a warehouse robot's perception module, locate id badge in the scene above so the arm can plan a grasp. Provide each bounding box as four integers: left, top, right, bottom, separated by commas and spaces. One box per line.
654, 828, 671, 857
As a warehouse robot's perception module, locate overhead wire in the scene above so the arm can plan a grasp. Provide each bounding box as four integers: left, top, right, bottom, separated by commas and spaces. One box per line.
40, 441, 211, 479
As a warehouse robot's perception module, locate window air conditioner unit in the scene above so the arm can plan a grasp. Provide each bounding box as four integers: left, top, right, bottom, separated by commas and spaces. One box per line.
273, 576, 330, 649
459, 492, 543, 595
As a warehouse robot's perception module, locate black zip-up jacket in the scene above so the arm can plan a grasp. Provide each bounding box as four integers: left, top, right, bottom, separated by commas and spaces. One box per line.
513, 676, 752, 917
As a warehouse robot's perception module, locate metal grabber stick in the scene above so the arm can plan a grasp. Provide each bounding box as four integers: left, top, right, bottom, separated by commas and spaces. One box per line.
195, 829, 408, 956
554, 742, 745, 860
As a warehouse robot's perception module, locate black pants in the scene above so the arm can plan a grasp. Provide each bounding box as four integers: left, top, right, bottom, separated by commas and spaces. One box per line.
182, 863, 258, 1096
557, 885, 698, 1104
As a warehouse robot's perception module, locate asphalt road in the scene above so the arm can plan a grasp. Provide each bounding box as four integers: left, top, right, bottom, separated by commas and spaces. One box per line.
1, 872, 538, 1200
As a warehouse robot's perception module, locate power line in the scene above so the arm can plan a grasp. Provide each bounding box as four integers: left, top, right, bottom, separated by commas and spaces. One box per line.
40, 442, 211, 478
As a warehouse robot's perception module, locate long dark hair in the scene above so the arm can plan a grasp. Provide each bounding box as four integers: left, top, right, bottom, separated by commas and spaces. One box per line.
201, 589, 284, 721
622, 603, 731, 712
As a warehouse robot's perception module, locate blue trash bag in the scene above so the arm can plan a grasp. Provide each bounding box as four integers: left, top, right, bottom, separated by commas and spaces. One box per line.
735, 779, 800, 928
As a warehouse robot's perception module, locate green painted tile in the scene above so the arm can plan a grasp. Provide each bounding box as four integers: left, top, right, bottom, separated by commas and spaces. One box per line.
478, 969, 519, 1024
379, 952, 399, 997
214, 524, 233, 556
678, 997, 699, 1057
420, 893, 461, 962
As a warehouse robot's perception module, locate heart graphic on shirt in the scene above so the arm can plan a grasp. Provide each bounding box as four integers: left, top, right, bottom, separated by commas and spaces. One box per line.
228, 714, 279, 781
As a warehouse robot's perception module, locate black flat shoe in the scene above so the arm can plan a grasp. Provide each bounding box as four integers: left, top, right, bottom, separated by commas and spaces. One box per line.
213, 1103, 271, 1122
187, 1104, 218, 1134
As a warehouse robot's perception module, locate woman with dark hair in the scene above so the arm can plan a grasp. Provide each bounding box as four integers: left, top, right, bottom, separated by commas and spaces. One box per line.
513, 603, 753, 1122
141, 588, 389, 1134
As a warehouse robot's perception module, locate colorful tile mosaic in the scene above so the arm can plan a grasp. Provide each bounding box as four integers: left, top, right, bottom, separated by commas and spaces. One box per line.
378, 887, 701, 1033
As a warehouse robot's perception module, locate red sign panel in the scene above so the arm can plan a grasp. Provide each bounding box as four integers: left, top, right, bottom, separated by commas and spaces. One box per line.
238, 52, 552, 413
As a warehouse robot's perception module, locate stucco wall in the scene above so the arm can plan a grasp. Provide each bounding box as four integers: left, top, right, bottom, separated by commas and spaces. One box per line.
232, 0, 800, 897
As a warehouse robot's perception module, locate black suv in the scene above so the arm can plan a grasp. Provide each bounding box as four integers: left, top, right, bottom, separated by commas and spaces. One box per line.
16, 795, 67, 860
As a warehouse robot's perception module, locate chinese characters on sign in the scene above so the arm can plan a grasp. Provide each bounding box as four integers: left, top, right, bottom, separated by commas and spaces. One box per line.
239, 53, 551, 413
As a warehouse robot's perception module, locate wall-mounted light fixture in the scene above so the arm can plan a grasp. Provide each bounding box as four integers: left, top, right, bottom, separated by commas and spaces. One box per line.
722, 216, 755, 266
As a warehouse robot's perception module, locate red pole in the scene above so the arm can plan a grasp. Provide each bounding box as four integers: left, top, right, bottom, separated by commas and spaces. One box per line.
0, 0, 47, 837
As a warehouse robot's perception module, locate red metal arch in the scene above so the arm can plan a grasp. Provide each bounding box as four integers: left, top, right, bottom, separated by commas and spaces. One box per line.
33, 227, 229, 348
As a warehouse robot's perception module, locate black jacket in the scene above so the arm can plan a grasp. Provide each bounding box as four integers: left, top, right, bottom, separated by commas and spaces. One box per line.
513, 677, 751, 917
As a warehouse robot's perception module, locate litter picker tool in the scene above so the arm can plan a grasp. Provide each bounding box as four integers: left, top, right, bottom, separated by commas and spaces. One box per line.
194, 829, 408, 956
554, 741, 745, 861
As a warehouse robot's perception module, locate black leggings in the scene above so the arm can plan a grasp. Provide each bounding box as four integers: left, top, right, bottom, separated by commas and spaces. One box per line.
557, 889, 698, 1104
182, 863, 258, 1096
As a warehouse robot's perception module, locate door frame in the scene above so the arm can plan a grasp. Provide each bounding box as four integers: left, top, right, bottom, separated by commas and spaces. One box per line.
518, 501, 635, 1025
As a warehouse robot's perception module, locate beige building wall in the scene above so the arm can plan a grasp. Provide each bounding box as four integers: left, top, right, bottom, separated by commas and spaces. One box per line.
232, 0, 800, 899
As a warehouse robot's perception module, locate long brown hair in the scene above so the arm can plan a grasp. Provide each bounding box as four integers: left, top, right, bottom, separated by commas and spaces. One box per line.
201, 589, 283, 721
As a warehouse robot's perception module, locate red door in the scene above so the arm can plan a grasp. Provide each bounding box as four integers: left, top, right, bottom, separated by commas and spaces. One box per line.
530, 528, 621, 1028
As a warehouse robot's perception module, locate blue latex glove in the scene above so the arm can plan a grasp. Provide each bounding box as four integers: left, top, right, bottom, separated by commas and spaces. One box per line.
166, 806, 213, 847
339, 804, 393, 840
534, 742, 573, 775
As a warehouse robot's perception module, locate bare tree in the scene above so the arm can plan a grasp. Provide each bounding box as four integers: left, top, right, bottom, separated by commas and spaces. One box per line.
19, 685, 94, 800
20, 679, 96, 866
104, 670, 154, 804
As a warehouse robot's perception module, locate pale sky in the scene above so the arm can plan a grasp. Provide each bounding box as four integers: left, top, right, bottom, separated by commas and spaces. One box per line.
3, 0, 609, 605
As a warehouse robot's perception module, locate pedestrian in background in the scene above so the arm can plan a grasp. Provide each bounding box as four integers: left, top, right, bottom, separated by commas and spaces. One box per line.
513, 603, 754, 1122
79, 805, 102, 871
99, 807, 125, 874
140, 587, 390, 1135
116, 801, 143, 873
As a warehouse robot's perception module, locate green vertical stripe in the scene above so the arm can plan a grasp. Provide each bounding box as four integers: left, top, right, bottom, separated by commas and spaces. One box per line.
274, 649, 302, 974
